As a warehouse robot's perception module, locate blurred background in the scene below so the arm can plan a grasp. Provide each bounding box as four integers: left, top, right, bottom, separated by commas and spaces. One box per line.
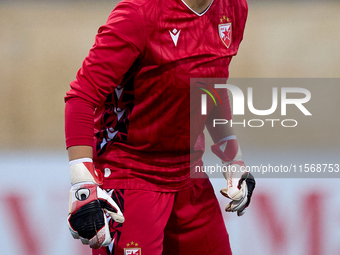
0, 0, 339, 254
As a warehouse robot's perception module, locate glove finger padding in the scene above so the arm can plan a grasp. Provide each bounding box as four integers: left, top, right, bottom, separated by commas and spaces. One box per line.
68, 208, 111, 249
226, 172, 256, 217
88, 212, 112, 249
239, 172, 256, 210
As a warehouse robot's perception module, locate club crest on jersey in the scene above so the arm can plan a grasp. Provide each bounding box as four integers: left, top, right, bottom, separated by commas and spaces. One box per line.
124, 241, 141, 255
218, 23, 232, 48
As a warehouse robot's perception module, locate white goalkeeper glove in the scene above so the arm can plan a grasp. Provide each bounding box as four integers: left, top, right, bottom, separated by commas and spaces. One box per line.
67, 158, 124, 249
211, 136, 256, 216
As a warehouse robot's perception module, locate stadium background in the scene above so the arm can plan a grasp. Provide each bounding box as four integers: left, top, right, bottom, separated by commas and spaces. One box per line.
0, 0, 339, 254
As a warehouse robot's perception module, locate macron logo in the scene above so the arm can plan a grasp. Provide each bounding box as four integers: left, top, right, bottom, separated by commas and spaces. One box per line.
169, 28, 181, 46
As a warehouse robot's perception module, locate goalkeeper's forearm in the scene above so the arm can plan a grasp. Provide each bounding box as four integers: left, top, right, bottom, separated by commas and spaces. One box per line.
68, 145, 93, 161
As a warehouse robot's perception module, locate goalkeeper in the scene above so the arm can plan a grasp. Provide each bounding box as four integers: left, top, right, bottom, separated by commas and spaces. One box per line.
65, 0, 255, 254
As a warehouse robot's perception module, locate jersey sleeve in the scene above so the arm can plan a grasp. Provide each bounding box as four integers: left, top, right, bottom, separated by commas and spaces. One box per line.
65, 2, 145, 148
207, 89, 232, 121
205, 88, 232, 144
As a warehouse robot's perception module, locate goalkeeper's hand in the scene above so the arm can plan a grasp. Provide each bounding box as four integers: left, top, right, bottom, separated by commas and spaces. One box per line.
67, 158, 124, 249
211, 136, 256, 216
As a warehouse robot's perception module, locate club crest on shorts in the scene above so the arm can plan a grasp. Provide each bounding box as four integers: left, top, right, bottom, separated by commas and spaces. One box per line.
218, 22, 232, 48
124, 241, 141, 255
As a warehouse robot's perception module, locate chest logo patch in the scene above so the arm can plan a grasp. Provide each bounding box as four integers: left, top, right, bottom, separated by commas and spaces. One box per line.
218, 23, 232, 48
169, 28, 181, 47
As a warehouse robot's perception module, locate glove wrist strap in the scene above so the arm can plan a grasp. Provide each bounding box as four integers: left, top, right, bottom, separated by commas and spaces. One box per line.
211, 135, 244, 165
70, 158, 103, 185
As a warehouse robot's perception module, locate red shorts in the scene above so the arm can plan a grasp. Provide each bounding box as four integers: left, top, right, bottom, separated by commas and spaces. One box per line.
93, 178, 232, 255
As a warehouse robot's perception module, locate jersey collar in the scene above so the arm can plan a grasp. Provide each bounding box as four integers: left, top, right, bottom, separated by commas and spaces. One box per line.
180, 0, 214, 17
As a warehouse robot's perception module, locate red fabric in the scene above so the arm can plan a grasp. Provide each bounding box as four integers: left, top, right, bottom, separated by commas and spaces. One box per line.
65, 97, 95, 147
65, 0, 248, 191
92, 179, 232, 255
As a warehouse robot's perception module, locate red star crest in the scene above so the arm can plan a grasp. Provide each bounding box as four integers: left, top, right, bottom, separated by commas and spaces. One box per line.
218, 16, 232, 48
218, 22, 232, 48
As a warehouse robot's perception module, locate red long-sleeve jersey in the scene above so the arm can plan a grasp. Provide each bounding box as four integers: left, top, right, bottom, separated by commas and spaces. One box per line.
65, 0, 248, 191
